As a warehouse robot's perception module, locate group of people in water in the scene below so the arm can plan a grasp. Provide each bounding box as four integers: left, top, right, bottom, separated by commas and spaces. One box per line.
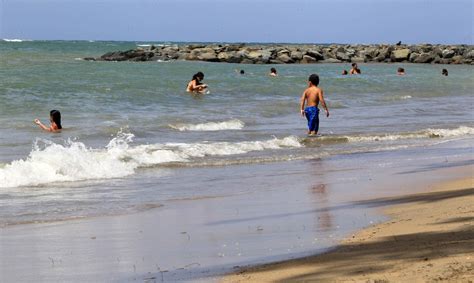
35, 64, 450, 136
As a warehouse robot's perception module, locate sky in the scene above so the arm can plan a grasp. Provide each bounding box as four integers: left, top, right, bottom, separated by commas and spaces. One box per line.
1, 0, 473, 44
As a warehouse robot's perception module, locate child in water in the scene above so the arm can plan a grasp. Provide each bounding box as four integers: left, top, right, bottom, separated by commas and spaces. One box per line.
186, 72, 208, 94
34, 110, 62, 132
300, 74, 329, 136
269, 67, 278, 77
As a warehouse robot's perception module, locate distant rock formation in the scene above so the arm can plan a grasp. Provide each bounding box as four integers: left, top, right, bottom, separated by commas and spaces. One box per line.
86, 43, 474, 64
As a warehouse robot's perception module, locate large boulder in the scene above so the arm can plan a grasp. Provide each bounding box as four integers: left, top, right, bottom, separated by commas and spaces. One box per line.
305, 50, 324, 60
413, 52, 435, 63
463, 49, 474, 59
351, 57, 365, 63
290, 51, 304, 61
409, 52, 420, 62
276, 53, 294, 63
442, 49, 456, 58
217, 51, 242, 63
300, 55, 318, 64
451, 55, 464, 64
113, 50, 154, 61
336, 52, 350, 61
391, 48, 411, 61
192, 48, 218, 61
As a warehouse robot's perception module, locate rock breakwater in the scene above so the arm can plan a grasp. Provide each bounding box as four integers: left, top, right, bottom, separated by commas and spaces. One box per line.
88, 43, 474, 64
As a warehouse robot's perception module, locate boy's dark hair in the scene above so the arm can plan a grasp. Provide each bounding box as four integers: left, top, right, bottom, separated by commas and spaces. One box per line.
351, 63, 357, 67
270, 67, 277, 73
50, 110, 62, 129
397, 67, 404, 72
240, 70, 245, 74
308, 74, 319, 86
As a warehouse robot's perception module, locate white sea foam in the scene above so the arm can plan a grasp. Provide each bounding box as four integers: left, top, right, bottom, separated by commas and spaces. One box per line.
345, 126, 474, 143
169, 119, 245, 131
2, 39, 24, 42
400, 95, 412, 100
427, 126, 474, 137
0, 133, 301, 188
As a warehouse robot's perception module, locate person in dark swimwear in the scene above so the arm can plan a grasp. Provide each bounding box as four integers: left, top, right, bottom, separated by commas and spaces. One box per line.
300, 74, 329, 136
442, 69, 448, 76
186, 72, 208, 94
349, 63, 361, 74
34, 110, 62, 132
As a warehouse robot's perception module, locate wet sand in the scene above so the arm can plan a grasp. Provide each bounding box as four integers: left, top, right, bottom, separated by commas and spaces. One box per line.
222, 173, 474, 282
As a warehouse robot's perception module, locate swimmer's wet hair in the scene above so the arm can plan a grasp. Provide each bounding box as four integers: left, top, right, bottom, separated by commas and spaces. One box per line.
50, 110, 62, 129
308, 74, 319, 86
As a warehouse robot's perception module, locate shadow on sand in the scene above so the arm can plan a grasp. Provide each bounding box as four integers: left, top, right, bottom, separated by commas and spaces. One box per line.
264, 226, 474, 282
206, 187, 474, 226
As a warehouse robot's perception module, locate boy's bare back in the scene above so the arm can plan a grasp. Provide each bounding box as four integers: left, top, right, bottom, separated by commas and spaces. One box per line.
303, 86, 323, 107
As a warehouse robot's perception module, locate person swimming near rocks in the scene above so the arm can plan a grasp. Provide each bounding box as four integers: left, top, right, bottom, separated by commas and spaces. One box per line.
349, 63, 361, 75
397, 67, 406, 75
442, 69, 448, 76
34, 110, 62, 132
186, 72, 208, 94
269, 67, 278, 77
342, 70, 348, 75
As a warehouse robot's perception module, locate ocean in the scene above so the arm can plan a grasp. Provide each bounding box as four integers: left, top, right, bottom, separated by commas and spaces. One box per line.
0, 40, 473, 281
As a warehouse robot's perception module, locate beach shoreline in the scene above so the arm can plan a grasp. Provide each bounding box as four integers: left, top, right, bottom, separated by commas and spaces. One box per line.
221, 168, 474, 282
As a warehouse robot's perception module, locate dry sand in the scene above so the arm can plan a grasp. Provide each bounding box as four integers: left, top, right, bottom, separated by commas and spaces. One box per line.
222, 177, 474, 282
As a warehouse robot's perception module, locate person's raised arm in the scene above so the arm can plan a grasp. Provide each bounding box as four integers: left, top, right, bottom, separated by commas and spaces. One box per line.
319, 90, 329, 117
300, 92, 307, 117
34, 119, 53, 132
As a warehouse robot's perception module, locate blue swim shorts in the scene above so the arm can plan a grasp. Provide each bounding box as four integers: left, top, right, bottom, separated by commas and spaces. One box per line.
304, 106, 319, 132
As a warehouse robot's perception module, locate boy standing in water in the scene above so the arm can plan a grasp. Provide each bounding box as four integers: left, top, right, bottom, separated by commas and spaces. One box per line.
300, 74, 329, 136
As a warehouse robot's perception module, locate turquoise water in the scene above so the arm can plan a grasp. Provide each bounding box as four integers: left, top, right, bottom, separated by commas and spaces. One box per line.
0, 40, 473, 224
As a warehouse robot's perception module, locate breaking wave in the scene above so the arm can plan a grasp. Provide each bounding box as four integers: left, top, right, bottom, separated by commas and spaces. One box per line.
169, 119, 245, 131
0, 132, 300, 188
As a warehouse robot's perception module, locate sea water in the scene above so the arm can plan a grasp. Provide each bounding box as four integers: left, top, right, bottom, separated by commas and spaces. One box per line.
1, 40, 473, 223
0, 40, 473, 280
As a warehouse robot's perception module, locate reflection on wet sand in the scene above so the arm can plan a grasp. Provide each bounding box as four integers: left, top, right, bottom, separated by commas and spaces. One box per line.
311, 184, 333, 231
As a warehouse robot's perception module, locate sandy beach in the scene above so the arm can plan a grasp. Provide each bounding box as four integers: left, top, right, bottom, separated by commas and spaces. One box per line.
222, 171, 474, 282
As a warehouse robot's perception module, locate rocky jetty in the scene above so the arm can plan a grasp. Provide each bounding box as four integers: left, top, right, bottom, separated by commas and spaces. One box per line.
88, 43, 474, 64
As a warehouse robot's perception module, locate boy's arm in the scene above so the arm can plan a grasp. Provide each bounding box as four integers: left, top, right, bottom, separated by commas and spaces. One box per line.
319, 90, 330, 117
300, 91, 307, 117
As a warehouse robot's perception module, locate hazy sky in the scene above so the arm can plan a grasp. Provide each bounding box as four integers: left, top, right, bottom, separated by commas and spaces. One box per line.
1, 0, 473, 43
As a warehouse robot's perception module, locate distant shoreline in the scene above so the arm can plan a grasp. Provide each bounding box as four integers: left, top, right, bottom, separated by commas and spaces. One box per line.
87, 43, 474, 64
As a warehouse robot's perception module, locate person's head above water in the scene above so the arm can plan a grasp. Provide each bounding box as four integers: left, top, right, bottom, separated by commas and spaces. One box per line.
308, 74, 320, 86
442, 69, 448, 76
342, 70, 348, 75
193, 71, 204, 81
351, 63, 357, 68
50, 110, 62, 129
240, 70, 245, 74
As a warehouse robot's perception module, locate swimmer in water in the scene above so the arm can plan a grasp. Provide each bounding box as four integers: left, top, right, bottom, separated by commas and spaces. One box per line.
34, 110, 62, 132
186, 72, 208, 94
